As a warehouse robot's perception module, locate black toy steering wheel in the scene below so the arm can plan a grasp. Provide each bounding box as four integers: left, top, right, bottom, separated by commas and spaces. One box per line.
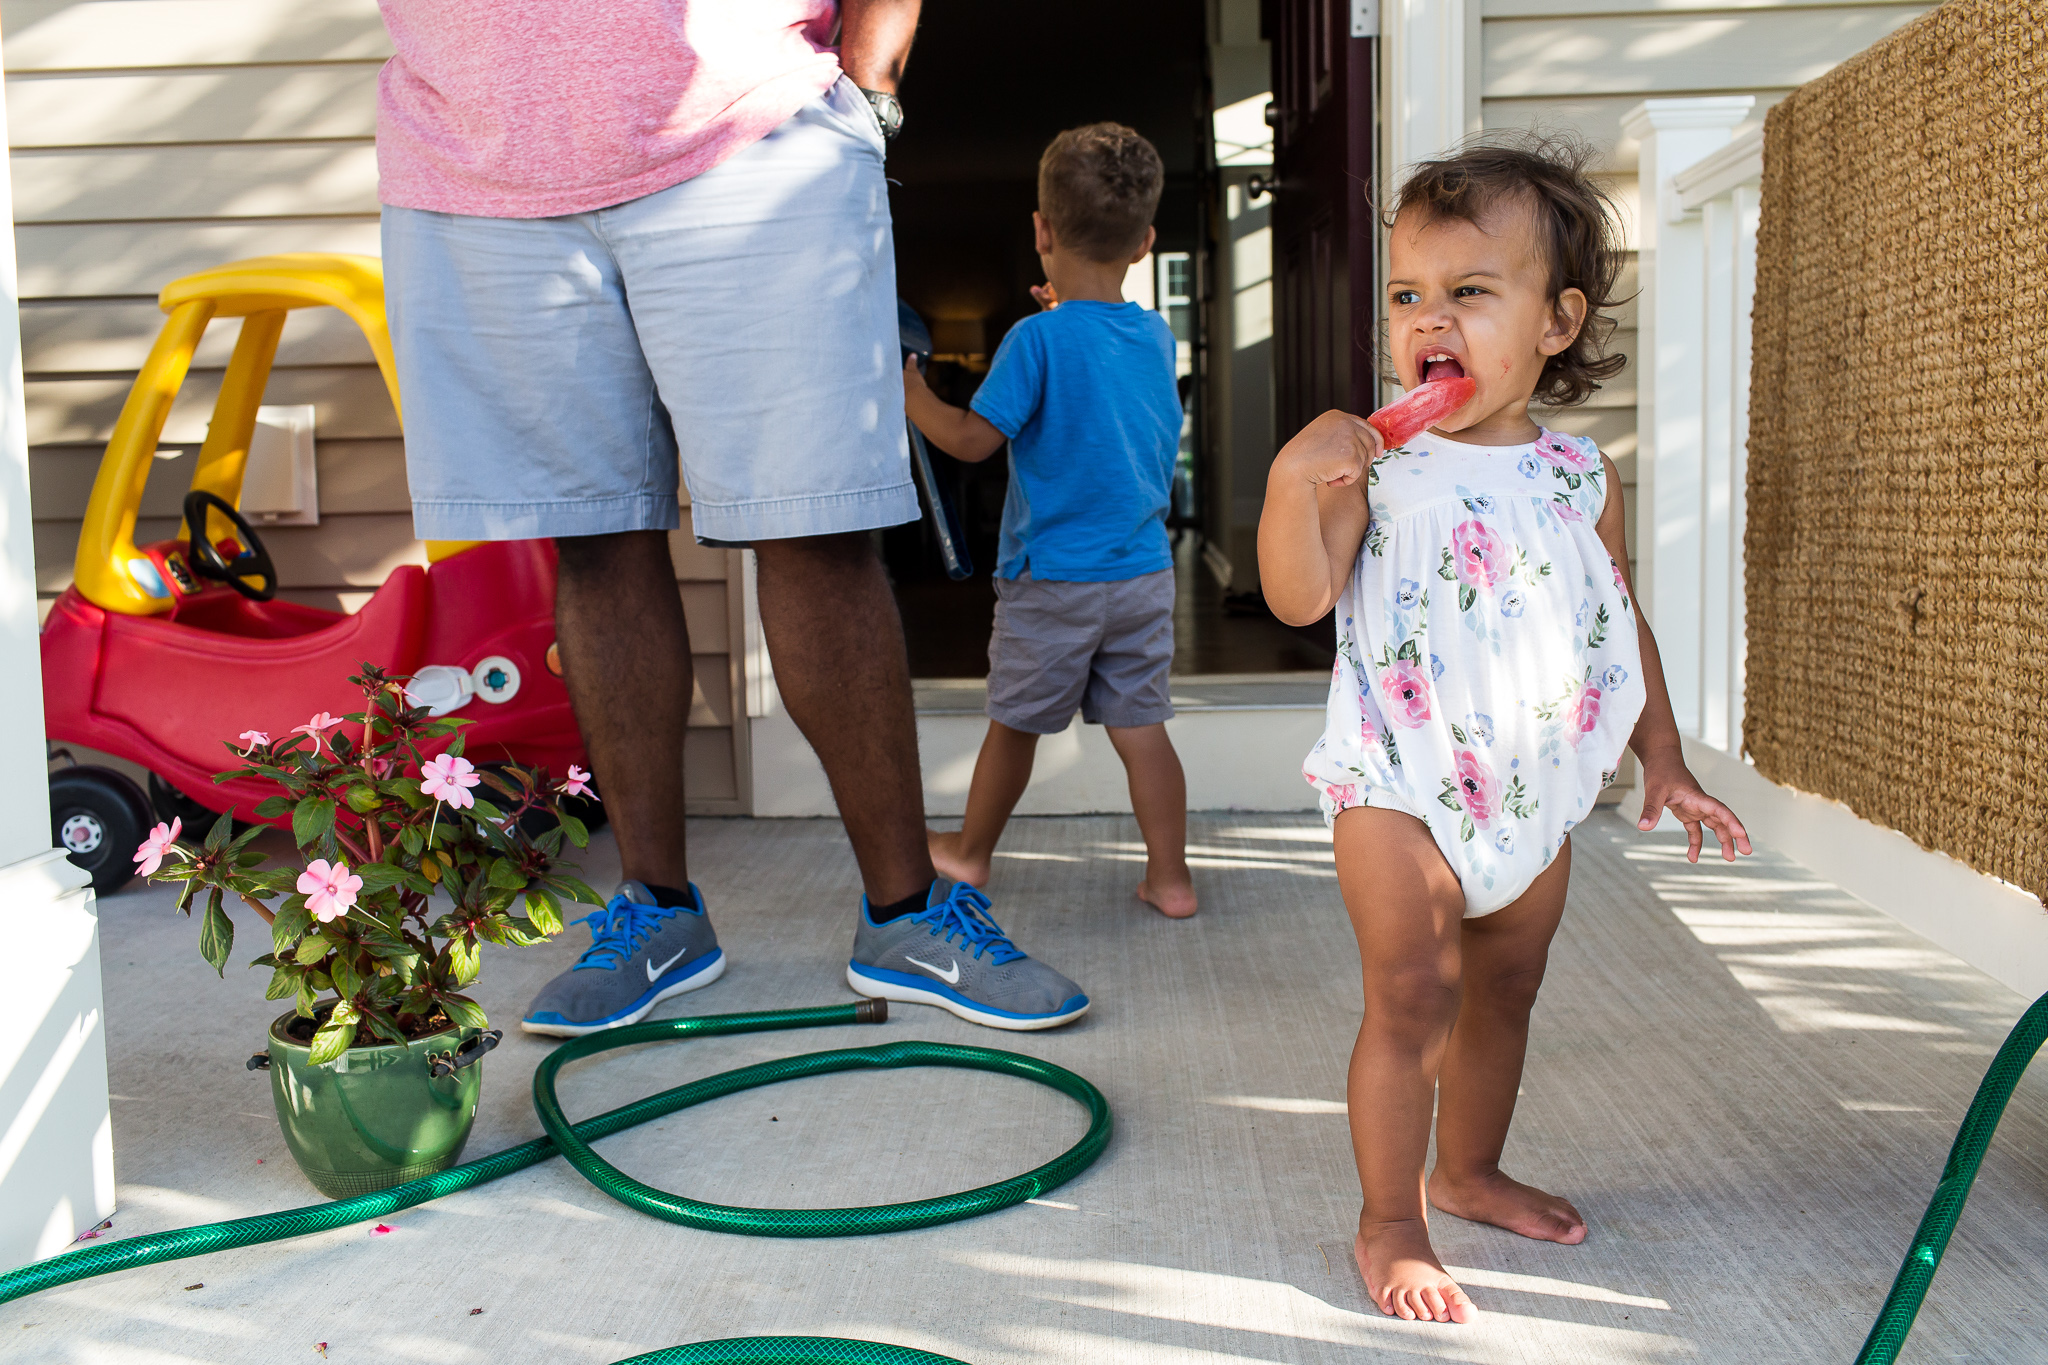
181, 490, 277, 601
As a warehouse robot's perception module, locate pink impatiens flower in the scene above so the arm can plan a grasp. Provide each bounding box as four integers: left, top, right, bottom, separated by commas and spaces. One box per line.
558, 764, 598, 800
297, 858, 362, 923
1379, 659, 1433, 728
1451, 519, 1508, 592
1453, 749, 1500, 827
291, 712, 342, 755
237, 730, 270, 755
420, 753, 480, 809
133, 818, 182, 876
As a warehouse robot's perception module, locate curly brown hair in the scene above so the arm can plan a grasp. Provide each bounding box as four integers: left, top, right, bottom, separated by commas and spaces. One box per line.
1390, 133, 1627, 407
1038, 123, 1164, 264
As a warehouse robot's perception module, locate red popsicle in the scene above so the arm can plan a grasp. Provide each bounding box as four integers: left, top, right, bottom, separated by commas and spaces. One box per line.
1367, 377, 1476, 448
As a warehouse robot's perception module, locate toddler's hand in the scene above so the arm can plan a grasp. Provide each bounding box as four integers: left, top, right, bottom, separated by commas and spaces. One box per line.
1030, 281, 1060, 311
902, 352, 927, 395
1637, 755, 1752, 862
1275, 410, 1383, 490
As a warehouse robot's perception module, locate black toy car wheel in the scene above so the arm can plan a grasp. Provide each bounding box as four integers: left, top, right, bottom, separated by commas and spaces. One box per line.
51, 766, 153, 894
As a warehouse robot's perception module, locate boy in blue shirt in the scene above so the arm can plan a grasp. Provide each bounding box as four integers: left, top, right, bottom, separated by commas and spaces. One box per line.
903, 123, 1197, 919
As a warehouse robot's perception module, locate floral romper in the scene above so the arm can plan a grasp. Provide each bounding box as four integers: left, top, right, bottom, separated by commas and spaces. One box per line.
1302, 427, 1643, 916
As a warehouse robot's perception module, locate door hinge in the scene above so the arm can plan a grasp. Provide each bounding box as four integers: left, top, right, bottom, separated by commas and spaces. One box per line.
1351, 0, 1379, 39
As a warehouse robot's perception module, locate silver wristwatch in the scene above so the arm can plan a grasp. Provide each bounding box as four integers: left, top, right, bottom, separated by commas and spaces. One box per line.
858, 87, 904, 142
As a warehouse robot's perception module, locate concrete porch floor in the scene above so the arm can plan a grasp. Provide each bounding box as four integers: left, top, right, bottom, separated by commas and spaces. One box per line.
9, 810, 2048, 1363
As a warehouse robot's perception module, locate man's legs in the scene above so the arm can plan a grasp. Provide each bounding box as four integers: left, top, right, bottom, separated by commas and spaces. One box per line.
752, 533, 933, 906
553, 531, 691, 890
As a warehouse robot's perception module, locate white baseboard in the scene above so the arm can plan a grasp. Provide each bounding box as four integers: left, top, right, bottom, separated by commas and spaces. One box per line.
0, 848, 114, 1272
1683, 737, 2048, 1000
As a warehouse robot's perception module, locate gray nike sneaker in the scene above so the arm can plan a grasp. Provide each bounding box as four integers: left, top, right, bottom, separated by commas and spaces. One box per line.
520, 880, 725, 1036
847, 880, 1088, 1030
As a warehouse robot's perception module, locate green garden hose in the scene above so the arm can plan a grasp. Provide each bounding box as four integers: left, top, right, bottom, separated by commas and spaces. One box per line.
1853, 989, 2048, 1365
0, 1001, 1110, 1365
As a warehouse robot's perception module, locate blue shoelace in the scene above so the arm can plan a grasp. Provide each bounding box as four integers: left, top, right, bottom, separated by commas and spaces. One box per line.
908, 882, 1026, 965
571, 896, 678, 971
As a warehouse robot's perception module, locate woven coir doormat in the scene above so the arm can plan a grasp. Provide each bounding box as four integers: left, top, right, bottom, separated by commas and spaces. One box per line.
1746, 0, 2048, 899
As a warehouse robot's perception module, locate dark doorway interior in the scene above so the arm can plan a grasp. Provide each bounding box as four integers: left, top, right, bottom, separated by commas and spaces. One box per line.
886, 1, 1331, 678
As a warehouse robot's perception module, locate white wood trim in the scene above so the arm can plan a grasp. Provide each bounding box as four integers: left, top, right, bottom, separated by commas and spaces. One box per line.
1382, 0, 1477, 187
1675, 128, 1765, 210
1620, 97, 1750, 739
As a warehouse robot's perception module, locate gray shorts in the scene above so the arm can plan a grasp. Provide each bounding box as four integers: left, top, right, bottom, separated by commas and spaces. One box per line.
985, 568, 1176, 734
381, 77, 918, 544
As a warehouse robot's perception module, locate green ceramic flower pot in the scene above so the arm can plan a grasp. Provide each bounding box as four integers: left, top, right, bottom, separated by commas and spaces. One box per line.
265, 1010, 484, 1198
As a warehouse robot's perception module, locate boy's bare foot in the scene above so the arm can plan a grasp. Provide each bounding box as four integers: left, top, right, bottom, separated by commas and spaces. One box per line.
1355, 1221, 1477, 1323
1136, 870, 1197, 918
927, 828, 991, 889
1428, 1168, 1587, 1244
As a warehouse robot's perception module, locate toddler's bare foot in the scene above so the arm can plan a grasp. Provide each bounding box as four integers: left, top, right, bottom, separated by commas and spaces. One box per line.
1136, 868, 1197, 918
1355, 1221, 1477, 1323
927, 829, 991, 888
1429, 1168, 1587, 1244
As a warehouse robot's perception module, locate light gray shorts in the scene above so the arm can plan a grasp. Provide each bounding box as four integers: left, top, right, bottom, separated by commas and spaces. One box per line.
382, 77, 918, 544
985, 568, 1177, 734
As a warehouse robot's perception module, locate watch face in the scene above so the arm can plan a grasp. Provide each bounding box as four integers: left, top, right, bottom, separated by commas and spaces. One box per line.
863, 89, 903, 139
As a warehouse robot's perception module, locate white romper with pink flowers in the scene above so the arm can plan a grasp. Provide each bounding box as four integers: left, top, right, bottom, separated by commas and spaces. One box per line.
1302, 426, 1643, 916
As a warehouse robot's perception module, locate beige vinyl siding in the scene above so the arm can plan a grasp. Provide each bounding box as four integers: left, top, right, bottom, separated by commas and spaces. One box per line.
1480, 0, 1932, 575
8, 0, 749, 814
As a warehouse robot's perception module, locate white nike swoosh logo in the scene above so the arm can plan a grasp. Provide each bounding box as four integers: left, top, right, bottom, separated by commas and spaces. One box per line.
648, 947, 691, 983
905, 955, 961, 985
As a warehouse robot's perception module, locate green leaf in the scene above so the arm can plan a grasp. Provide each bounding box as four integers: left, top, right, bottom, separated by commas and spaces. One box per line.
400, 823, 426, 856
203, 812, 235, 855
1459, 815, 1475, 843
308, 1003, 359, 1066
438, 993, 487, 1030
548, 874, 606, 907
361, 1005, 410, 1046
356, 862, 412, 892
331, 954, 364, 999
295, 977, 319, 1019
293, 794, 336, 850
264, 963, 302, 1001
448, 936, 481, 986
1396, 639, 1420, 664
233, 850, 269, 868
486, 857, 528, 891
198, 889, 233, 976
1458, 585, 1478, 613
344, 784, 383, 814
559, 812, 589, 849
470, 798, 504, 826
271, 898, 313, 953
524, 886, 563, 935
1449, 723, 1468, 745
294, 932, 332, 965
253, 795, 293, 820
445, 730, 467, 759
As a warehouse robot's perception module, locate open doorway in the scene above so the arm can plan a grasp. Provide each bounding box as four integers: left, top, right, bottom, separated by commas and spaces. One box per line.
883, 0, 1336, 679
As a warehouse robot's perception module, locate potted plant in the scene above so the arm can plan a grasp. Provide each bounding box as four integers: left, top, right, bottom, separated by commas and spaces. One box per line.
139, 664, 605, 1197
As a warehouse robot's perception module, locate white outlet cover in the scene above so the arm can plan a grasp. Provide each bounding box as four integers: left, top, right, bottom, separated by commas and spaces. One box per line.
244, 404, 319, 526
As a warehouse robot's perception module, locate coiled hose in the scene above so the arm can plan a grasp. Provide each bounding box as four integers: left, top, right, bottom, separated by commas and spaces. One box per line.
0, 1002, 1112, 1365
1853, 989, 2048, 1365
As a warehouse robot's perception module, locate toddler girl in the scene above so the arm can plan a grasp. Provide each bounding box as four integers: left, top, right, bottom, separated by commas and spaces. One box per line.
1257, 138, 1751, 1323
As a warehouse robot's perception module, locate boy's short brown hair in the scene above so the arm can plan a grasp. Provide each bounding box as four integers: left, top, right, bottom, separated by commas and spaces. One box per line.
1038, 123, 1164, 264
1391, 133, 1627, 407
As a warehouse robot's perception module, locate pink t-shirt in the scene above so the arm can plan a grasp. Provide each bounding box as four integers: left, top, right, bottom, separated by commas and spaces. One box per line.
376, 1, 844, 218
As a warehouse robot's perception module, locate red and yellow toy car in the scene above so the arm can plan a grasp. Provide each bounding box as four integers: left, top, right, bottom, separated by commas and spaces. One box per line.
42, 255, 586, 891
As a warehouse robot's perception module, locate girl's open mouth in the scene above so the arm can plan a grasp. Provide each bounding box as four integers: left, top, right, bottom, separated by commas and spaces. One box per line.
1419, 350, 1467, 383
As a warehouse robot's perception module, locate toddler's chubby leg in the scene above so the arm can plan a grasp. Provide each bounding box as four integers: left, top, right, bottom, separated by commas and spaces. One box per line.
1106, 723, 1196, 918
1427, 842, 1586, 1244
928, 721, 1039, 888
1334, 806, 1477, 1324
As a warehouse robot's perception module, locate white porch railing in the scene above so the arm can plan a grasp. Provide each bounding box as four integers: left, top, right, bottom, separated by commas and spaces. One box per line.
1621, 99, 1761, 756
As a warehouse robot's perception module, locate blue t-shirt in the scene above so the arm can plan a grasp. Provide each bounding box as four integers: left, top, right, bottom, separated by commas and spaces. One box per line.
969, 300, 1181, 582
